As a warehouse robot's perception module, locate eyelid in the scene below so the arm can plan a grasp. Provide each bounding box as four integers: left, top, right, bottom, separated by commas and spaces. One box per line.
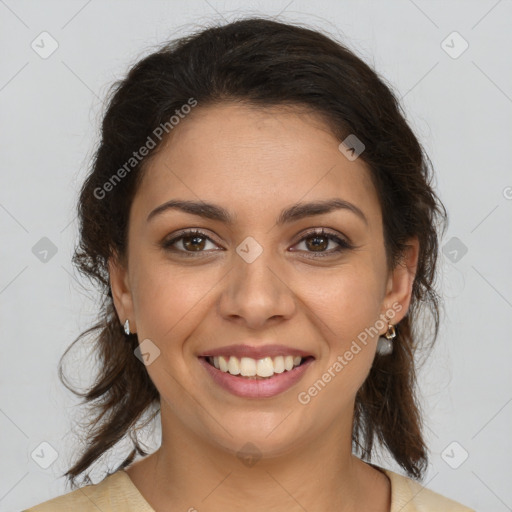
293, 227, 352, 246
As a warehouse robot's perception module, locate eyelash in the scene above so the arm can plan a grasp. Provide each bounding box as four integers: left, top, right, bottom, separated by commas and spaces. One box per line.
161, 228, 354, 258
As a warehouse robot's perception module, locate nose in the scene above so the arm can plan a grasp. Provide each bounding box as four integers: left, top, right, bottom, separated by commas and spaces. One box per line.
218, 244, 297, 330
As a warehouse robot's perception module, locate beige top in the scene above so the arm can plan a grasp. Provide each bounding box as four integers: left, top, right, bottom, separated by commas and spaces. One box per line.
23, 468, 475, 511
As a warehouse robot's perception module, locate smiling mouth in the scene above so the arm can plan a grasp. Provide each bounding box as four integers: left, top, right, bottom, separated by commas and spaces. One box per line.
200, 355, 314, 379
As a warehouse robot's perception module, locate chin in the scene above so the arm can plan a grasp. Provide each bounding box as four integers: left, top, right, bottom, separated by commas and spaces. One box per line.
207, 415, 308, 460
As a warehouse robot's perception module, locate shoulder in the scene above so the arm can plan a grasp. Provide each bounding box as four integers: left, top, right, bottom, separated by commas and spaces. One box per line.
22, 470, 154, 512
382, 468, 475, 512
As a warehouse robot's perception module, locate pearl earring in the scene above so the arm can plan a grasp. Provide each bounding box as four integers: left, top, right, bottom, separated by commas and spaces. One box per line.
124, 319, 130, 335
376, 323, 396, 356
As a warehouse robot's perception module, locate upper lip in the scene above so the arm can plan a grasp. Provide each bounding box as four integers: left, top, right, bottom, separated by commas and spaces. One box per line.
198, 344, 314, 360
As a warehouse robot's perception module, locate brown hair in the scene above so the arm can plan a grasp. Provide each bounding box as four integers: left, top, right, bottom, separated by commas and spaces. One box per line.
60, 16, 447, 489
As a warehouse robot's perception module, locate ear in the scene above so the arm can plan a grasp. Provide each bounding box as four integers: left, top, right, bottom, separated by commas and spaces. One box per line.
108, 252, 136, 334
380, 236, 419, 331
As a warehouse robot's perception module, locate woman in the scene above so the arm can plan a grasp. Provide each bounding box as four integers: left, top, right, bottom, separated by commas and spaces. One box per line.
24, 17, 474, 512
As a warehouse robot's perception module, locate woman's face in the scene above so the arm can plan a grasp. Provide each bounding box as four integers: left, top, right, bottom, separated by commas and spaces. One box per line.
110, 102, 416, 458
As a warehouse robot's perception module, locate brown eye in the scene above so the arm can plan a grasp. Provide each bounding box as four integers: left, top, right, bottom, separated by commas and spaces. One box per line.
292, 228, 353, 257
181, 233, 207, 251
162, 230, 219, 254
304, 234, 330, 252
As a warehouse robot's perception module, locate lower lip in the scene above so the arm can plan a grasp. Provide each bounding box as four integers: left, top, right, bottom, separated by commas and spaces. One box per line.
198, 357, 314, 399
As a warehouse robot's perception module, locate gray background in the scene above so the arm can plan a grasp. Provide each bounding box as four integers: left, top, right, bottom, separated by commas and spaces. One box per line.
1, 1, 511, 510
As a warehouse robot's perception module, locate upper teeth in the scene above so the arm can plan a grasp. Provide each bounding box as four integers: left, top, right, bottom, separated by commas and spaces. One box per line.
208, 355, 303, 378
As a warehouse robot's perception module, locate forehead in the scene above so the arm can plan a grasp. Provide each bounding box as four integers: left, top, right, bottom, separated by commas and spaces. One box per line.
133, 102, 381, 228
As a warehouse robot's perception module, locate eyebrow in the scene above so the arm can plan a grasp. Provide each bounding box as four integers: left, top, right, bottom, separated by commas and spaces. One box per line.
146, 198, 368, 226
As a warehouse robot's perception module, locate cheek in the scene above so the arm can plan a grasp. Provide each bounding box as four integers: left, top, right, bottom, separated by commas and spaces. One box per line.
130, 254, 224, 346
297, 263, 384, 336
294, 265, 383, 391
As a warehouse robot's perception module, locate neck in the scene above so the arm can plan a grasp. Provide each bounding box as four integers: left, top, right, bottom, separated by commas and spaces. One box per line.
125, 401, 390, 512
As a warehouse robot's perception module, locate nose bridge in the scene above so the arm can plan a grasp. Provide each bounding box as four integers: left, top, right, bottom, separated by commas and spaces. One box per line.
219, 236, 295, 326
